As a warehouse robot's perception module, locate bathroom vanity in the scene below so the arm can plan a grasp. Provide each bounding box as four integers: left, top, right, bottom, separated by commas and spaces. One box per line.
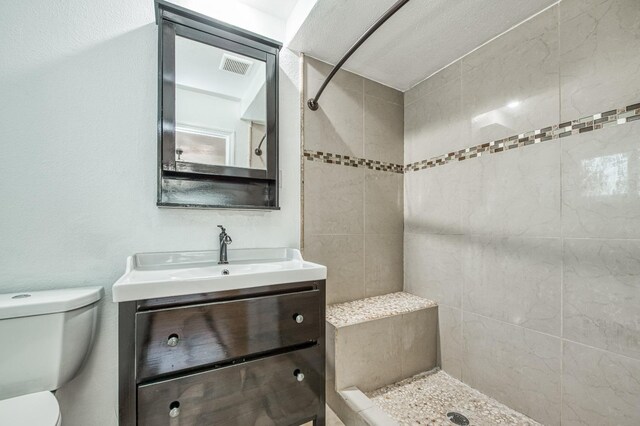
114, 248, 327, 426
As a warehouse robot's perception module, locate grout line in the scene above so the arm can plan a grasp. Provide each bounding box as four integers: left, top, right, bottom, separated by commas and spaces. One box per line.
458, 58, 465, 382
463, 310, 562, 341
462, 309, 640, 364
459, 45, 465, 373
362, 77, 367, 300
560, 339, 640, 364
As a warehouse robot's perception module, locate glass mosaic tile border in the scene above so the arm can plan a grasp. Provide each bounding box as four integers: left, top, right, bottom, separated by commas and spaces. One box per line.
302, 102, 640, 174
404, 102, 640, 172
303, 150, 404, 173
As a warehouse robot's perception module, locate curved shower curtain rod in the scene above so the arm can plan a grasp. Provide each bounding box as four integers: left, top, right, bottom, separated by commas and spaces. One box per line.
307, 0, 412, 111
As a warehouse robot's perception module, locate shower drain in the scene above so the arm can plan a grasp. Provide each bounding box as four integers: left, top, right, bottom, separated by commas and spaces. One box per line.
447, 411, 470, 425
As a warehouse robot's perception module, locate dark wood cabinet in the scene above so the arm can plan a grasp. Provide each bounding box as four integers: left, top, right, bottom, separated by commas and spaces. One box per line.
136, 290, 321, 381
138, 346, 323, 426
118, 280, 326, 426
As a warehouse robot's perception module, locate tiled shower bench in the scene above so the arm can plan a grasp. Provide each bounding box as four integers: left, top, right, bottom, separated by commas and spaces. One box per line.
325, 292, 438, 425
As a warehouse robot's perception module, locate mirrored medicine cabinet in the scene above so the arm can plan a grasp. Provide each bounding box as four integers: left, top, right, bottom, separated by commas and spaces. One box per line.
155, 0, 281, 209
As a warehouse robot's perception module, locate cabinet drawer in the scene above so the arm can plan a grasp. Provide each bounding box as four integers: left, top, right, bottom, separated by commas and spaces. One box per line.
136, 290, 320, 381
137, 345, 323, 426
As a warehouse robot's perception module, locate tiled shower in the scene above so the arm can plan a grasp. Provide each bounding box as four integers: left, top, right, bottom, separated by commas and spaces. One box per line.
303, 57, 405, 305
302, 0, 640, 424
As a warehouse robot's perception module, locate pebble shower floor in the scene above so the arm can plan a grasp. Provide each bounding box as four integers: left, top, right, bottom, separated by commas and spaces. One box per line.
367, 369, 541, 425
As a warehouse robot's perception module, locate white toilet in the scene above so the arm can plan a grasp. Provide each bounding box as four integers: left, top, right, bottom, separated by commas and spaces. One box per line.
0, 287, 103, 425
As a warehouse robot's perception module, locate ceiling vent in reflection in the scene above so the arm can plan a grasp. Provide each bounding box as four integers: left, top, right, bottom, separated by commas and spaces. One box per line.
220, 53, 253, 75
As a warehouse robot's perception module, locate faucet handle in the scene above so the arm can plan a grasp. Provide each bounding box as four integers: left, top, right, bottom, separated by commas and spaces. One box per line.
217, 225, 226, 233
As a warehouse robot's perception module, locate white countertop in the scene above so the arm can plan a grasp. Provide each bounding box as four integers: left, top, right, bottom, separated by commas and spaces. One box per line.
112, 248, 326, 302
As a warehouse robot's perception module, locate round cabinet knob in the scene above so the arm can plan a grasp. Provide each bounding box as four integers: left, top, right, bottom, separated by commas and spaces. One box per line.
294, 314, 304, 324
167, 334, 179, 347
294, 369, 305, 382
169, 401, 180, 418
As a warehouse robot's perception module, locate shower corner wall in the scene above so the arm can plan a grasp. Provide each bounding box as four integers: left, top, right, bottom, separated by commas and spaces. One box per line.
301, 56, 404, 306
403, 0, 640, 425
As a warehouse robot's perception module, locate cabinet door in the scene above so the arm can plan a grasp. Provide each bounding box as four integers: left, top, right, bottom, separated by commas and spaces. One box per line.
137, 345, 323, 426
136, 290, 320, 381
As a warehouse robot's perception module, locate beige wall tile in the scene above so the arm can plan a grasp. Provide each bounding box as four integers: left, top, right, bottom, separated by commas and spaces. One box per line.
405, 161, 474, 235
562, 120, 640, 239
463, 141, 561, 237
364, 95, 404, 164
462, 313, 562, 425
303, 58, 405, 306
401, 1, 640, 423
437, 306, 463, 379
404, 64, 468, 164
364, 234, 403, 298
304, 57, 364, 157
563, 238, 640, 360
404, 63, 460, 107
462, 7, 559, 146
364, 79, 403, 106
560, 0, 640, 119
559, 0, 610, 22
305, 56, 363, 93
401, 308, 438, 378
562, 341, 640, 426
404, 233, 465, 308
304, 160, 364, 235
335, 316, 403, 392
464, 236, 562, 335
303, 86, 364, 157
365, 169, 403, 235
304, 234, 364, 305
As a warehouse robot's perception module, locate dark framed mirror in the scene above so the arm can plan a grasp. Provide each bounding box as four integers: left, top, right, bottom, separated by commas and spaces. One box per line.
155, 0, 281, 209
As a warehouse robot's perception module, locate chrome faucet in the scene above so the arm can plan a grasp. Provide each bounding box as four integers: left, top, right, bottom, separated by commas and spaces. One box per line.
217, 225, 232, 264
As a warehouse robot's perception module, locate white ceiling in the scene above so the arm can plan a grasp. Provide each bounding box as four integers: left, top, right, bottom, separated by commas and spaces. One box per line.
236, 0, 299, 21
288, 0, 558, 91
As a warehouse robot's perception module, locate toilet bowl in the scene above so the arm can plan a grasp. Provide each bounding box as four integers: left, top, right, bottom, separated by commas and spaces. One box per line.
0, 392, 61, 426
0, 287, 103, 425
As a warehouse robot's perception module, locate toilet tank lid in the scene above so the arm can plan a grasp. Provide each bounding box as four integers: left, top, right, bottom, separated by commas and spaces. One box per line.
0, 287, 104, 320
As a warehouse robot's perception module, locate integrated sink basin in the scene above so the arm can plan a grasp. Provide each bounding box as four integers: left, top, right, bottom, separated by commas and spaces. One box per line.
112, 248, 326, 302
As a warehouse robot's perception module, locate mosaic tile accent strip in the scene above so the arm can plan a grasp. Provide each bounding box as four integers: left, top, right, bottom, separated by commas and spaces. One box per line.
303, 150, 404, 174
303, 102, 640, 174
367, 369, 541, 425
326, 292, 437, 328
405, 102, 640, 172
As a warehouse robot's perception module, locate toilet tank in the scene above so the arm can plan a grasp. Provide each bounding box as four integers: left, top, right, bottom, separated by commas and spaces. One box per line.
0, 287, 103, 401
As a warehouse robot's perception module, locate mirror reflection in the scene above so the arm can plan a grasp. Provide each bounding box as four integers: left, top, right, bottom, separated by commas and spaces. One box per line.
175, 35, 267, 170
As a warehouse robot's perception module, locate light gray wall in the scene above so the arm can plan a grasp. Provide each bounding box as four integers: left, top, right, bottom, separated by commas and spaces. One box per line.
0, 0, 301, 424
404, 1, 640, 425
